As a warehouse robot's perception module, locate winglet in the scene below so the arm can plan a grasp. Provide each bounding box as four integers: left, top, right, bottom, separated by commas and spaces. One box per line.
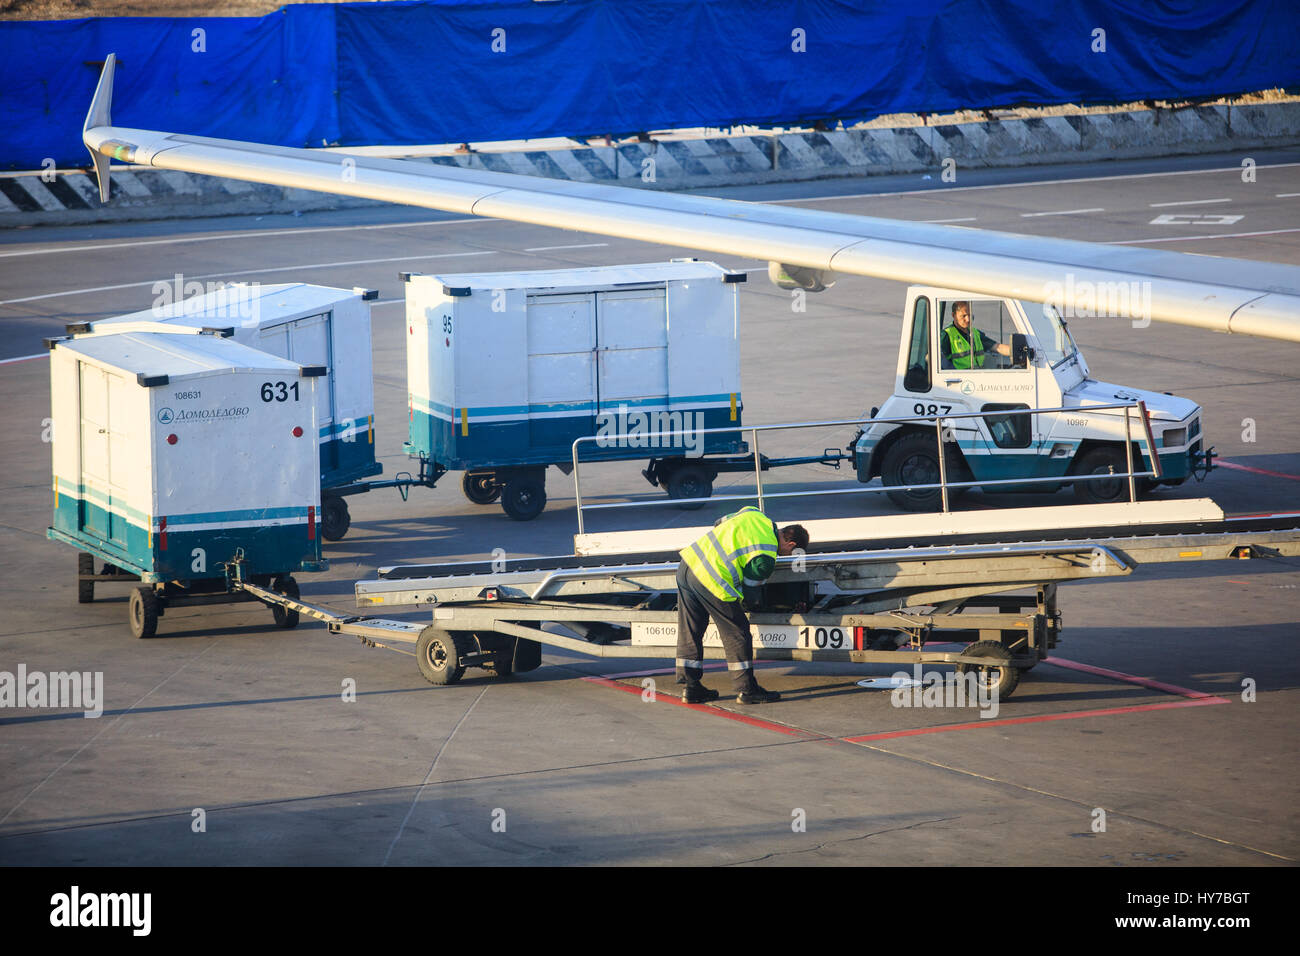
83, 54, 116, 203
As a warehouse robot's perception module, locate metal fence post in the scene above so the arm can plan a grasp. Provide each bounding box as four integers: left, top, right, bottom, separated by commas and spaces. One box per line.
572, 439, 586, 534
936, 417, 950, 512
1123, 405, 1136, 503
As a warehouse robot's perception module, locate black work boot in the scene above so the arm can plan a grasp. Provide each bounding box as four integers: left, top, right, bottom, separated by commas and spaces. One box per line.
682, 683, 720, 704
736, 683, 781, 704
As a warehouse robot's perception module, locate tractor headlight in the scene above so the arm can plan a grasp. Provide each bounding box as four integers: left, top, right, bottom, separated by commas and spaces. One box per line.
1162, 428, 1187, 448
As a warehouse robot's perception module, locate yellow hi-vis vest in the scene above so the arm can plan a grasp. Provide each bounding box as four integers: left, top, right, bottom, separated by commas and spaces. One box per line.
680, 507, 779, 602
944, 323, 988, 369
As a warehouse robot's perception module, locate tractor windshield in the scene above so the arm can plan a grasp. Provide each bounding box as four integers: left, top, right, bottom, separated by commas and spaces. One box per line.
1019, 300, 1079, 367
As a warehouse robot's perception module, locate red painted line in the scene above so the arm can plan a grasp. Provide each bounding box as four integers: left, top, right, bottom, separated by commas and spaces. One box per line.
1227, 579, 1252, 585
1218, 460, 1300, 482
844, 697, 1227, 742
581, 676, 831, 741
1229, 511, 1300, 519
1044, 656, 1228, 701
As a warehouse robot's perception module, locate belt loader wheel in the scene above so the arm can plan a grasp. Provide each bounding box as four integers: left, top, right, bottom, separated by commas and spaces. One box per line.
271, 575, 300, 629
955, 640, 1019, 699
462, 472, 502, 505
321, 495, 351, 541
416, 626, 470, 685
78, 552, 95, 604
129, 586, 161, 639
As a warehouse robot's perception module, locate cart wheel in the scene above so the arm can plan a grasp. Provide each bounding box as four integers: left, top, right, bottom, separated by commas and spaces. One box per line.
1072, 447, 1131, 505
955, 640, 1020, 698
321, 496, 351, 541
665, 465, 713, 510
416, 626, 469, 685
129, 586, 161, 639
78, 552, 95, 604
462, 472, 501, 505
501, 478, 546, 521
271, 575, 300, 629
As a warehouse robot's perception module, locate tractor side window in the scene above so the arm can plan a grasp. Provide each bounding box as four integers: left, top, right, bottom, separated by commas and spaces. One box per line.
970, 301, 1013, 370
903, 296, 931, 393
981, 403, 1032, 448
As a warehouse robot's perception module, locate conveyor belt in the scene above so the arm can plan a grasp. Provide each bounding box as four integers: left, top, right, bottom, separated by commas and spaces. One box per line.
375, 512, 1300, 581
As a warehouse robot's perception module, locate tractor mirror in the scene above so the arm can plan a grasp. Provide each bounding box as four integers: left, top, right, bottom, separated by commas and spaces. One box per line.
1011, 333, 1030, 369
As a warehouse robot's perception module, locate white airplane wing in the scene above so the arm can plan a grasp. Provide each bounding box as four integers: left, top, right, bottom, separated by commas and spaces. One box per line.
83, 54, 1300, 341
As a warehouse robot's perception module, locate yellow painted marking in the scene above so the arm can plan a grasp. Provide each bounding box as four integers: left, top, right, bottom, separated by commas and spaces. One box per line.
1179, 550, 1203, 558
368, 415, 374, 444
729, 393, 737, 421
461, 408, 468, 436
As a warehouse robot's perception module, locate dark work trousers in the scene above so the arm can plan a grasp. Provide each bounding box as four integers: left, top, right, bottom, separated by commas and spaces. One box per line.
675, 562, 757, 694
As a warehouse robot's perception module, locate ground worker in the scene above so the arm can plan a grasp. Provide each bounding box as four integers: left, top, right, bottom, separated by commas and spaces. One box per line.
676, 506, 810, 704
940, 300, 1012, 369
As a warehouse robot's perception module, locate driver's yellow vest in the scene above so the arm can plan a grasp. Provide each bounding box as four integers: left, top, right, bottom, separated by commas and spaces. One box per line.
680, 507, 778, 603
944, 324, 987, 369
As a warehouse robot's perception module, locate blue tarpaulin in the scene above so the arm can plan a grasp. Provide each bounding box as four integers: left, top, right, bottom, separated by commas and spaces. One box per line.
2, 0, 1297, 170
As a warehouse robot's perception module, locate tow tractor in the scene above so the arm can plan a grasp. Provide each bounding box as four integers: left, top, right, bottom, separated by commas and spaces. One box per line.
854, 287, 1216, 510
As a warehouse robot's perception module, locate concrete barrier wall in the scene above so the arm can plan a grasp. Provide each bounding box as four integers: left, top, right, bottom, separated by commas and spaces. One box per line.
4, 102, 1297, 229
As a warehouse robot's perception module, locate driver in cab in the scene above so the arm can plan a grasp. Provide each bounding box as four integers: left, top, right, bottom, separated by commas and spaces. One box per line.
941, 300, 1012, 369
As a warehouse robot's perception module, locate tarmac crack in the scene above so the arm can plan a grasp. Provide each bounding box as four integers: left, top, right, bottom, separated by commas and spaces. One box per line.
845, 740, 1295, 862
722, 815, 961, 865
381, 683, 489, 866
0, 641, 219, 827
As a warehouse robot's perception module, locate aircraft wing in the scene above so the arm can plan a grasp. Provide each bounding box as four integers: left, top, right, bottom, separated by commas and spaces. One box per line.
82, 54, 1300, 341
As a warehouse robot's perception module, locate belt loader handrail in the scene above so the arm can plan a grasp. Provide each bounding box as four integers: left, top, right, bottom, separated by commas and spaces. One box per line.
570, 400, 1160, 534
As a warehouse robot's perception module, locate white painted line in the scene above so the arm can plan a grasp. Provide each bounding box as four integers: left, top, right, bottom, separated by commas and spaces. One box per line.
1107, 226, 1300, 244
921, 217, 977, 223
1149, 198, 1231, 207
1149, 213, 1242, 226
0, 250, 495, 306
0, 352, 48, 366
776, 161, 1300, 203
1276, 192, 1300, 198
523, 242, 610, 251
1020, 207, 1104, 218
0, 216, 491, 259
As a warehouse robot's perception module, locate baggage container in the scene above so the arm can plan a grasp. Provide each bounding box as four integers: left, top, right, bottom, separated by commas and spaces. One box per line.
46, 329, 327, 637
401, 260, 748, 519
69, 282, 381, 495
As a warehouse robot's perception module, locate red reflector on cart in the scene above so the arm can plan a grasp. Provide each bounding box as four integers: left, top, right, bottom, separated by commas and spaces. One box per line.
293, 426, 303, 437
166, 433, 178, 445
159, 516, 167, 550
308, 505, 316, 540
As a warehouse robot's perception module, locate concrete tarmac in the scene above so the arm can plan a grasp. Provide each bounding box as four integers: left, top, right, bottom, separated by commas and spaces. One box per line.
0, 151, 1297, 865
